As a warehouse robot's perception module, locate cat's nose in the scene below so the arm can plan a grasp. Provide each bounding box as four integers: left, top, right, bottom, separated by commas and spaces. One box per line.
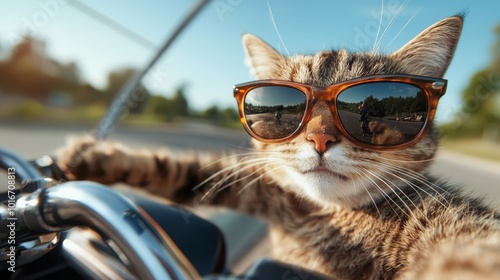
306, 133, 337, 155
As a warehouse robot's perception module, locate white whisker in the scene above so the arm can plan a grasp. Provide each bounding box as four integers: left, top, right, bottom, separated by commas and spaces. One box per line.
360, 168, 407, 218
377, 151, 437, 164
373, 160, 451, 198
364, 168, 414, 216
194, 157, 271, 191
199, 153, 247, 170
199, 151, 284, 170
266, 0, 290, 56
217, 162, 273, 194
373, 0, 385, 51
381, 9, 419, 53
374, 0, 412, 51
238, 164, 283, 195
380, 166, 448, 210
388, 171, 449, 209
353, 168, 382, 216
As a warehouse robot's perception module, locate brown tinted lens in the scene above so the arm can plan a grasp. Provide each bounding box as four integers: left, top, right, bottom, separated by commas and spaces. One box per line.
337, 82, 427, 146
244, 86, 307, 139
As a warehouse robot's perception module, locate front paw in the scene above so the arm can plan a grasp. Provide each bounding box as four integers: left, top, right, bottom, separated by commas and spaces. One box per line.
56, 135, 131, 184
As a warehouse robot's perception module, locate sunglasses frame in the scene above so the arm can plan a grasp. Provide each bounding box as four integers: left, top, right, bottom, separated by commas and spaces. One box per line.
233, 74, 447, 150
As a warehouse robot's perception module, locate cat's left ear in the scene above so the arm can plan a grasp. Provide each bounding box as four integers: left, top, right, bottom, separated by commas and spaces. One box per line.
391, 15, 464, 77
242, 33, 285, 79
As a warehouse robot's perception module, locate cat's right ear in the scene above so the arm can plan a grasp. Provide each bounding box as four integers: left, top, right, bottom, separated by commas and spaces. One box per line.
391, 15, 464, 77
242, 33, 285, 79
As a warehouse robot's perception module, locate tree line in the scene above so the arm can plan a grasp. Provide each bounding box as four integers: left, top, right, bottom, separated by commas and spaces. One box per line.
0, 36, 239, 126
441, 23, 500, 138
338, 92, 426, 119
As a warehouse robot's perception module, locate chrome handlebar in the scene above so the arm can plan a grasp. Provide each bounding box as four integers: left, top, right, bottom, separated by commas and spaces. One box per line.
0, 145, 200, 279
0, 147, 43, 183
2, 181, 201, 280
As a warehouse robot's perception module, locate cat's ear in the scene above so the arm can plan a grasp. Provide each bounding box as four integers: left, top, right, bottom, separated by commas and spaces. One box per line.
391, 15, 464, 77
242, 33, 285, 79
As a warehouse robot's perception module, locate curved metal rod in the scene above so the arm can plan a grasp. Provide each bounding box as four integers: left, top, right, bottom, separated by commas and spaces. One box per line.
19, 181, 200, 280
0, 147, 42, 182
94, 0, 211, 140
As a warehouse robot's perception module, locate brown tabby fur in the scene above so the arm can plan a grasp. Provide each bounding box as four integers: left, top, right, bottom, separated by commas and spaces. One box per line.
57, 15, 500, 279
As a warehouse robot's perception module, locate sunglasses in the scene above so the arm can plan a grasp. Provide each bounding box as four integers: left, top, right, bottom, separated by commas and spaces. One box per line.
233, 74, 447, 150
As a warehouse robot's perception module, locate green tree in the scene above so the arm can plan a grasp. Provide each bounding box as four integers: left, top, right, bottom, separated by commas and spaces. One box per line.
200, 105, 240, 126
145, 95, 175, 122
460, 23, 500, 124
171, 85, 189, 117
203, 105, 220, 121
106, 67, 150, 113
492, 24, 500, 73
445, 22, 500, 138
221, 107, 239, 122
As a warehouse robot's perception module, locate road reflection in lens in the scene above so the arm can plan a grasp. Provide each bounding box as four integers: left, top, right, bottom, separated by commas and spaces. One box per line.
244, 86, 306, 139
337, 82, 427, 146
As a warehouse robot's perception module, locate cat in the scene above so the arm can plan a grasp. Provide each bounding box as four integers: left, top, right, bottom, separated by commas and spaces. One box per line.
57, 15, 500, 279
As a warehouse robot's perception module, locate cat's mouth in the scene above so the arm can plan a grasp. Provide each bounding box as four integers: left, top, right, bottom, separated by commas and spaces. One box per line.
302, 166, 348, 181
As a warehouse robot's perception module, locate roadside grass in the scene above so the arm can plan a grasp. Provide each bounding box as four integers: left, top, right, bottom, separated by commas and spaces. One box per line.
440, 138, 500, 163
1, 105, 242, 129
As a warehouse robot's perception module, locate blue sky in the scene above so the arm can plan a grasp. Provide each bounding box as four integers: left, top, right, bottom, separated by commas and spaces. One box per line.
0, 0, 499, 123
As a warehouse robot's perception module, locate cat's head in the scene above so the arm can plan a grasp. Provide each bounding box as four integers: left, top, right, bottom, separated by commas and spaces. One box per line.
241, 16, 463, 209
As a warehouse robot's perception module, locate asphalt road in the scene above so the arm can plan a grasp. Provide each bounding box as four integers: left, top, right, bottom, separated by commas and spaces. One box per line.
1, 120, 500, 273
0, 121, 250, 157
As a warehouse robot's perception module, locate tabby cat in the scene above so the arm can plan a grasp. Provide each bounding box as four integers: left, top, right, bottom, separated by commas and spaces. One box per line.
57, 15, 500, 279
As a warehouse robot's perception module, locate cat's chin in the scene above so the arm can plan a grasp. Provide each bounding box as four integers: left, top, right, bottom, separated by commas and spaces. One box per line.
283, 166, 368, 209
302, 167, 348, 181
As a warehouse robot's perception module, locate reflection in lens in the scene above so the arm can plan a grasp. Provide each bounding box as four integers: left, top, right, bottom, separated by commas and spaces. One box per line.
337, 82, 427, 146
244, 86, 306, 139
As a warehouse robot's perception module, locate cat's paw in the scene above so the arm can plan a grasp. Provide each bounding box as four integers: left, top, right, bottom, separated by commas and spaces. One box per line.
369, 121, 405, 145
56, 135, 133, 184
56, 135, 96, 180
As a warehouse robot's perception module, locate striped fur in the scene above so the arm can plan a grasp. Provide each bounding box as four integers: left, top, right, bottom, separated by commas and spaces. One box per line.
57, 15, 500, 279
